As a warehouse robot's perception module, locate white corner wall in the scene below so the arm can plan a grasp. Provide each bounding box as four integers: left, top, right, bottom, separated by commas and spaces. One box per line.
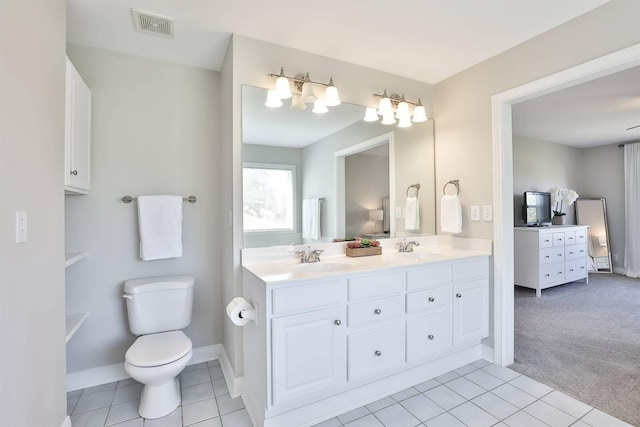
64, 44, 223, 373
0, 1, 68, 426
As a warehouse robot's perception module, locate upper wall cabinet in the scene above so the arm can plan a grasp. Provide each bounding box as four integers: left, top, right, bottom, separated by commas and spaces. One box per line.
65, 57, 91, 194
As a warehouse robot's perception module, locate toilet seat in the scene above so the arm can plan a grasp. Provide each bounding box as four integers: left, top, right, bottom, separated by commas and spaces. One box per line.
126, 330, 192, 367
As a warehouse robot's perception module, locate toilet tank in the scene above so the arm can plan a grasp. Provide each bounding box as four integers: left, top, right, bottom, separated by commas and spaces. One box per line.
124, 275, 194, 335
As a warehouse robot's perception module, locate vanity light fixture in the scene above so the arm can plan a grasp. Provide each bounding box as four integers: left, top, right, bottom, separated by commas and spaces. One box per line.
366, 91, 429, 127
267, 68, 341, 113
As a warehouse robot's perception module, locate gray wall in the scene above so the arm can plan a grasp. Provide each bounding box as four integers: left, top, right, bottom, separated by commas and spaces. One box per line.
345, 152, 390, 237
513, 135, 584, 226
0, 1, 68, 426
65, 45, 222, 372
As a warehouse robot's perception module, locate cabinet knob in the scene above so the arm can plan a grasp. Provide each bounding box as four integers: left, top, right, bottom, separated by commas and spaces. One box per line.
428, 297, 435, 302
545, 274, 550, 277
70, 170, 78, 176
456, 293, 462, 298
334, 319, 342, 326
428, 334, 434, 340
374, 350, 382, 356
374, 308, 382, 315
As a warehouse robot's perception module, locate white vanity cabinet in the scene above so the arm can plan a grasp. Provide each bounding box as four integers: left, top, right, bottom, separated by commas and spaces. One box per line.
65, 57, 91, 194
514, 226, 588, 297
242, 254, 490, 427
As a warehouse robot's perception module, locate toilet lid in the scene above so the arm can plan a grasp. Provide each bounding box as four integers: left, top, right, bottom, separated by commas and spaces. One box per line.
125, 330, 192, 367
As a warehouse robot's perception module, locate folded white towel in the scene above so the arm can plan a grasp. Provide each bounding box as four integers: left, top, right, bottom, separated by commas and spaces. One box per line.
405, 196, 420, 231
138, 195, 183, 261
441, 194, 462, 233
302, 198, 321, 240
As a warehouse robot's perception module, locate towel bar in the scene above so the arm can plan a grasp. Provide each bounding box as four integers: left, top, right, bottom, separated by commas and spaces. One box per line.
443, 180, 460, 196
406, 183, 420, 197
121, 195, 197, 203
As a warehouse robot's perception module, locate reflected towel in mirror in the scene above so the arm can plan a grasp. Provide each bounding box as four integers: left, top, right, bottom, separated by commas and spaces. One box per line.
405, 196, 420, 231
303, 198, 321, 240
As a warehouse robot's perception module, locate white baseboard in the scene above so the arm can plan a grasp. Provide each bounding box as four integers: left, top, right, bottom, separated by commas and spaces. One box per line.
613, 267, 625, 275
219, 345, 244, 398
60, 415, 72, 427
67, 344, 221, 392
481, 343, 495, 363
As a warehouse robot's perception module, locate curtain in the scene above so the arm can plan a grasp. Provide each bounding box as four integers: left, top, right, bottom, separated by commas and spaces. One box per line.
624, 142, 640, 278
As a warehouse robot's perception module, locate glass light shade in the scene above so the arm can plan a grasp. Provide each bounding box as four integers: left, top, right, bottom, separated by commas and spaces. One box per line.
398, 115, 413, 128
300, 81, 317, 103
363, 107, 379, 122
265, 90, 283, 108
412, 104, 428, 122
290, 94, 307, 111
325, 84, 341, 106
275, 76, 292, 99
381, 110, 396, 125
396, 100, 409, 118
312, 98, 328, 114
378, 96, 392, 116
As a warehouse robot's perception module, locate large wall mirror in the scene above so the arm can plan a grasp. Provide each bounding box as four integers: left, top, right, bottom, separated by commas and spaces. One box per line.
575, 198, 613, 273
241, 85, 435, 248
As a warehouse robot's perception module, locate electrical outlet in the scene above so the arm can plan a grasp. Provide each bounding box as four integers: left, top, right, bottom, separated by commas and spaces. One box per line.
482, 205, 493, 222
15, 211, 27, 243
396, 207, 403, 219
613, 253, 619, 262
470, 206, 480, 221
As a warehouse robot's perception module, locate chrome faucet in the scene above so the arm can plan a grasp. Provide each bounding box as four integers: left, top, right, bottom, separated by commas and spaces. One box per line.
295, 246, 324, 263
397, 239, 420, 253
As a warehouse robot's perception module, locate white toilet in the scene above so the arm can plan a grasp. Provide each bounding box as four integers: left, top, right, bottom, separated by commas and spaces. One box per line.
122, 275, 194, 419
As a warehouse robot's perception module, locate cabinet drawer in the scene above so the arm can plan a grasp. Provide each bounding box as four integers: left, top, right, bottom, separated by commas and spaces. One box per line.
594, 256, 610, 269
348, 295, 404, 327
406, 285, 450, 313
539, 233, 553, 248
452, 258, 488, 282
347, 322, 404, 381
348, 272, 404, 301
553, 232, 565, 246
564, 231, 577, 245
272, 280, 344, 315
539, 263, 564, 285
566, 259, 587, 281
565, 244, 586, 261
540, 247, 564, 264
406, 309, 452, 361
406, 263, 450, 291
576, 229, 587, 243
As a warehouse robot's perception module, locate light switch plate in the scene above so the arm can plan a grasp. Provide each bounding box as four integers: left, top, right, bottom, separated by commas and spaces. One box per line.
470, 206, 480, 221
16, 211, 27, 243
482, 205, 493, 222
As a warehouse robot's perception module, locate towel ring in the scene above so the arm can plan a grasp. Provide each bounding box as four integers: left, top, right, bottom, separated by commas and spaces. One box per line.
406, 183, 420, 197
443, 180, 460, 196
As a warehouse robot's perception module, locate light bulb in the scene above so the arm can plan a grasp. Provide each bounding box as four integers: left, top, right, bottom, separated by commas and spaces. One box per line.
289, 94, 307, 111
381, 110, 396, 125
363, 107, 379, 122
398, 115, 413, 128
412, 98, 428, 122
300, 73, 316, 103
275, 76, 292, 99
325, 78, 341, 106
312, 98, 328, 114
378, 90, 392, 116
396, 96, 409, 118
265, 90, 283, 108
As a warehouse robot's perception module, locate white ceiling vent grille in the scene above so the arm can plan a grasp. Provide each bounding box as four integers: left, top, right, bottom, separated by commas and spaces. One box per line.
132, 9, 174, 38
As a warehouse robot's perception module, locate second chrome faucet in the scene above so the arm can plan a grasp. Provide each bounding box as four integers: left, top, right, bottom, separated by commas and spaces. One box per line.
295, 245, 324, 263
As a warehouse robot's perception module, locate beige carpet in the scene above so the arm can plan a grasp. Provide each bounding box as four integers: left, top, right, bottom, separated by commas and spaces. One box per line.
511, 274, 640, 426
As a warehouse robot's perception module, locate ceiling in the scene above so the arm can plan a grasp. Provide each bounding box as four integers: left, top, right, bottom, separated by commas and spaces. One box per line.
67, 1, 638, 149
512, 66, 640, 148
66, 0, 610, 85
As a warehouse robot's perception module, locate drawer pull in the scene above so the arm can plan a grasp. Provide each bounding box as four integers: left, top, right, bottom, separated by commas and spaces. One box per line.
428, 334, 434, 340
557, 254, 562, 257
545, 274, 550, 277
428, 297, 435, 302
580, 250, 585, 253
334, 319, 342, 326
456, 293, 462, 298
569, 252, 574, 255
544, 256, 550, 259
374, 308, 382, 315
544, 239, 550, 243
569, 269, 574, 272
374, 350, 382, 356
557, 271, 563, 275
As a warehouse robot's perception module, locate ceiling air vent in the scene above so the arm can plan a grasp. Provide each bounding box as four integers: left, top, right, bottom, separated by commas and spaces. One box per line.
132, 9, 174, 38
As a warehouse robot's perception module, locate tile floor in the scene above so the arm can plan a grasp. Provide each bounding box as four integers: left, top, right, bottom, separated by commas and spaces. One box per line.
68, 359, 632, 427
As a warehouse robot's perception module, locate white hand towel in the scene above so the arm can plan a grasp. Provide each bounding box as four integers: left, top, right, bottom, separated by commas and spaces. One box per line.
405, 196, 420, 231
302, 198, 321, 240
441, 194, 462, 233
302, 199, 311, 239
137, 195, 183, 261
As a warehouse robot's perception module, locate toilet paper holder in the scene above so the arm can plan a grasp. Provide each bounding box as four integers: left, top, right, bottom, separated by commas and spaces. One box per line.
226, 297, 258, 326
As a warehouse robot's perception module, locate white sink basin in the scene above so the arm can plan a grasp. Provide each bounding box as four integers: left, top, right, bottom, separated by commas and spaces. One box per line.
399, 251, 449, 261
290, 261, 355, 277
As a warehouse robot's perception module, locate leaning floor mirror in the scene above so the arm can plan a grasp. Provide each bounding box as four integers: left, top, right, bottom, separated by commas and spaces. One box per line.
575, 198, 613, 273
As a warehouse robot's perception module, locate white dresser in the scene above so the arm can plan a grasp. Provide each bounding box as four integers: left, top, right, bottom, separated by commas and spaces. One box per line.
514, 225, 589, 297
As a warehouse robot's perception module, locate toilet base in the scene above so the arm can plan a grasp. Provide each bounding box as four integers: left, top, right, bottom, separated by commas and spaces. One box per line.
138, 376, 181, 419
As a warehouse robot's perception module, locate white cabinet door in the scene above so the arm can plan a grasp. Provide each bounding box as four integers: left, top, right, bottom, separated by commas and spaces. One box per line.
65, 57, 91, 193
453, 279, 488, 345
272, 306, 346, 405
347, 322, 404, 381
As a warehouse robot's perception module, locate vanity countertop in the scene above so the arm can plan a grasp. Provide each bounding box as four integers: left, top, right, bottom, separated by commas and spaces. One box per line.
242, 237, 491, 284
